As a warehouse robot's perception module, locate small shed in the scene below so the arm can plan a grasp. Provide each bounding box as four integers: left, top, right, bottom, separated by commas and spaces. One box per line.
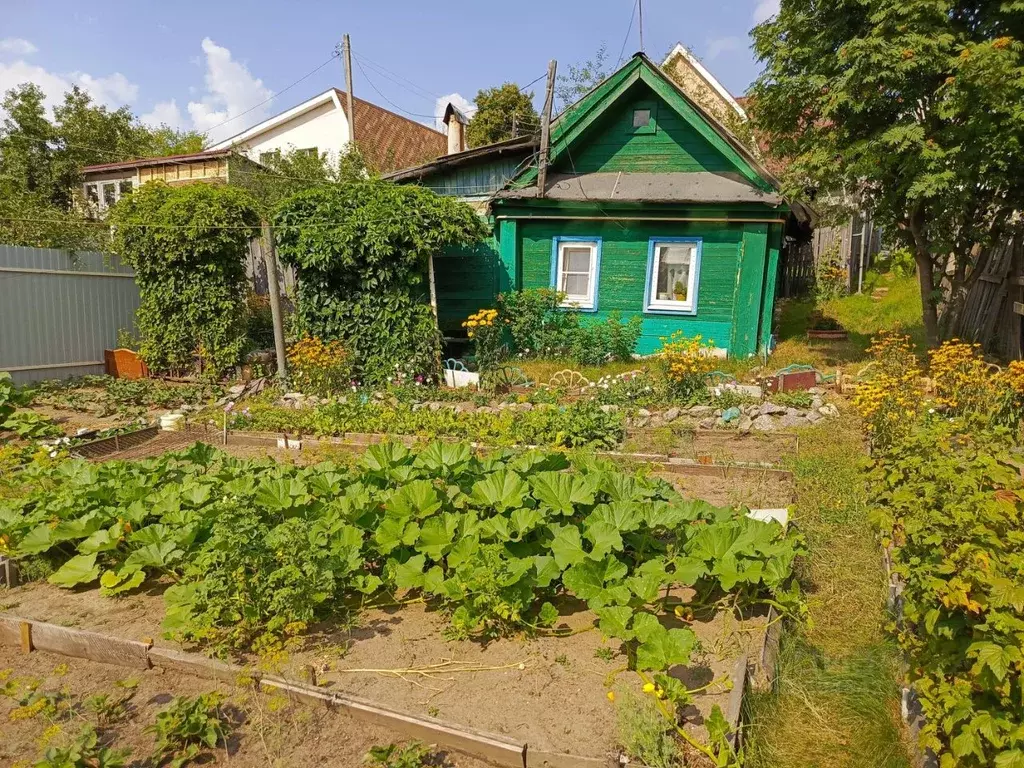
387, 53, 797, 357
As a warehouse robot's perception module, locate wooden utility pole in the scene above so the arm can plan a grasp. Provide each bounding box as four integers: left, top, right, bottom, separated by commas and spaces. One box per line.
261, 221, 288, 383
536, 59, 558, 198
342, 34, 356, 147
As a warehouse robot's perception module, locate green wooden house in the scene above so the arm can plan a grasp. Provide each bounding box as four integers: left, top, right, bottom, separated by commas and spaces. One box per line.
386, 53, 796, 358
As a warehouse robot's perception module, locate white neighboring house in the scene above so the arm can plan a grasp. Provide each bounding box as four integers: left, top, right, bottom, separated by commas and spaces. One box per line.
208, 88, 448, 172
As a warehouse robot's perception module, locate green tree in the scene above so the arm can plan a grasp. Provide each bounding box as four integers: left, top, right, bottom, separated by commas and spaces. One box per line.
273, 179, 488, 384
0, 83, 204, 248
109, 183, 261, 377
556, 43, 610, 107
750, 0, 1024, 346
466, 84, 539, 147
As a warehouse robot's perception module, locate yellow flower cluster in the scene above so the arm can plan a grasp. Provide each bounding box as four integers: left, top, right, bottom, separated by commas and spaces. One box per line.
851, 331, 921, 445
1002, 360, 1024, 396
286, 336, 350, 397
928, 339, 991, 411
462, 308, 498, 339
659, 332, 716, 385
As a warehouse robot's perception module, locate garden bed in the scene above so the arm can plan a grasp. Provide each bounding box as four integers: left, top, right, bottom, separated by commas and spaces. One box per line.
0, 633, 495, 768
1, 580, 767, 761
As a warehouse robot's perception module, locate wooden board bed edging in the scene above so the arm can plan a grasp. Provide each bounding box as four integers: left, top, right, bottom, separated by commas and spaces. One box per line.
0, 614, 612, 768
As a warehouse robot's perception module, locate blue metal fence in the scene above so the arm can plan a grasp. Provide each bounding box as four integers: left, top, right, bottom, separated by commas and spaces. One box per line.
0, 245, 140, 384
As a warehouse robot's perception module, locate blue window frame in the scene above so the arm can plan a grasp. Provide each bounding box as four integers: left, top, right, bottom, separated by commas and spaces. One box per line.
643, 237, 702, 315
550, 236, 602, 312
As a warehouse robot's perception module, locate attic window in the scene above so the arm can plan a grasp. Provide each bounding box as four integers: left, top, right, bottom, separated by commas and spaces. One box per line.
629, 102, 657, 134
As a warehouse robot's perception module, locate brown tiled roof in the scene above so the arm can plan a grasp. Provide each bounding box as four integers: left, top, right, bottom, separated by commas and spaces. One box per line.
333, 89, 446, 173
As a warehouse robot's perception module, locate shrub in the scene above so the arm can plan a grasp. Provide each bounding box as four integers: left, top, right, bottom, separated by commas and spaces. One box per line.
814, 243, 847, 301
274, 181, 487, 386
490, 289, 642, 366
851, 331, 921, 448
286, 336, 352, 397
869, 422, 1024, 767
109, 182, 261, 378
657, 332, 717, 403
928, 339, 1016, 426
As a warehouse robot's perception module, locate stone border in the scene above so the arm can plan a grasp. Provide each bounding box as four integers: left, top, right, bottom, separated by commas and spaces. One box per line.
0, 614, 617, 768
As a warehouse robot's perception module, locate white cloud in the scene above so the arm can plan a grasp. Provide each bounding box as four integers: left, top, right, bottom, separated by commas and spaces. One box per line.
433, 92, 476, 131
186, 37, 272, 143
706, 36, 743, 60
74, 71, 138, 106
0, 38, 37, 56
753, 0, 780, 24
0, 60, 138, 115
141, 99, 185, 130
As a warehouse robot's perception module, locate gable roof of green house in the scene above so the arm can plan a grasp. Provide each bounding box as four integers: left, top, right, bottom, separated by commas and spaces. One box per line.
496, 52, 783, 206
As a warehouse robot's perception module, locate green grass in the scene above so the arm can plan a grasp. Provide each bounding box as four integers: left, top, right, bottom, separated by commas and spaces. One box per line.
742, 411, 913, 768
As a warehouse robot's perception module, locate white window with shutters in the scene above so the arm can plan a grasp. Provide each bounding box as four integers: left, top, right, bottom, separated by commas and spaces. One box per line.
553, 238, 600, 310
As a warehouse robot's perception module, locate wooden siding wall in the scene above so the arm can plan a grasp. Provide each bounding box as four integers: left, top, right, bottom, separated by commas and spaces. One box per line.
138, 158, 228, 186
420, 156, 526, 199
564, 91, 734, 175
518, 219, 770, 356
433, 235, 502, 333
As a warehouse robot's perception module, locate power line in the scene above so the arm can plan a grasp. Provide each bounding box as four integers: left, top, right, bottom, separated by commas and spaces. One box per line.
353, 55, 445, 120
616, 0, 640, 68
354, 54, 441, 101
200, 51, 341, 140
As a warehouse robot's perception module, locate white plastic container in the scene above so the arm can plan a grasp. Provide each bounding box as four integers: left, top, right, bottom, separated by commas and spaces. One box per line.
160, 413, 184, 431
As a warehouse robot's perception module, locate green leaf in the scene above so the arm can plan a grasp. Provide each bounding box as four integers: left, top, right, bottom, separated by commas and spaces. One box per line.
470, 470, 528, 513
529, 472, 597, 515
447, 536, 479, 569
595, 606, 634, 640
362, 441, 411, 473
388, 480, 442, 519
78, 525, 123, 554
510, 507, 543, 540
549, 525, 587, 569
626, 572, 664, 604
995, 749, 1024, 768
562, 556, 629, 608
584, 521, 624, 559
533, 554, 563, 588
705, 704, 731, 744
15, 523, 52, 555
588, 502, 642, 532
673, 556, 709, 586
969, 641, 1016, 682
635, 625, 697, 671
630, 612, 664, 644
254, 477, 296, 511
537, 601, 559, 627
375, 517, 419, 555
394, 554, 427, 590
418, 515, 458, 560
100, 568, 146, 596
414, 442, 472, 476
48, 553, 100, 587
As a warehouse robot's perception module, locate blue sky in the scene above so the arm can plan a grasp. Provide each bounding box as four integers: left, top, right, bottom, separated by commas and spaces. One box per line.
0, 0, 777, 144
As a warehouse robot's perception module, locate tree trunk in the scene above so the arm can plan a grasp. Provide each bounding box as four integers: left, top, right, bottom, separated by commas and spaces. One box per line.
909, 207, 940, 346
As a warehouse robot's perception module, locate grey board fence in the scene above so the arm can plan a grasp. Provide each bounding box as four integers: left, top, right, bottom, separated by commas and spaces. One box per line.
0, 245, 140, 385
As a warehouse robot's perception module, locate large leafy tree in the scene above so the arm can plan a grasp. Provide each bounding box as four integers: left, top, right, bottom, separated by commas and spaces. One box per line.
0, 83, 203, 248
750, 0, 1024, 345
466, 84, 539, 147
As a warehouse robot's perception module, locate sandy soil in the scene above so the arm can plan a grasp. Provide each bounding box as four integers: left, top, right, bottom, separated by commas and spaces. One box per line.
0, 644, 492, 768
2, 581, 766, 760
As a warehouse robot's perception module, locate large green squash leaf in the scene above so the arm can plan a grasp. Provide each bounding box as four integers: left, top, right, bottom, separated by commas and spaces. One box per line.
48, 553, 100, 587
470, 470, 528, 513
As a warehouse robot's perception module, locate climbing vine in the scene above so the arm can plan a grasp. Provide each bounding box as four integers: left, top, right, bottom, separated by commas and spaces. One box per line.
273, 180, 487, 386
109, 182, 261, 377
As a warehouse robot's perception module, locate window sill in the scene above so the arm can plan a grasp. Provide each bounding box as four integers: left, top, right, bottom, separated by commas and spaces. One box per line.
559, 302, 598, 313
644, 305, 698, 316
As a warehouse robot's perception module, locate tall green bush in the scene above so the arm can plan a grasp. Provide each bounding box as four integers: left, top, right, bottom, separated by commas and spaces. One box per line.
273, 180, 486, 386
109, 182, 260, 377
